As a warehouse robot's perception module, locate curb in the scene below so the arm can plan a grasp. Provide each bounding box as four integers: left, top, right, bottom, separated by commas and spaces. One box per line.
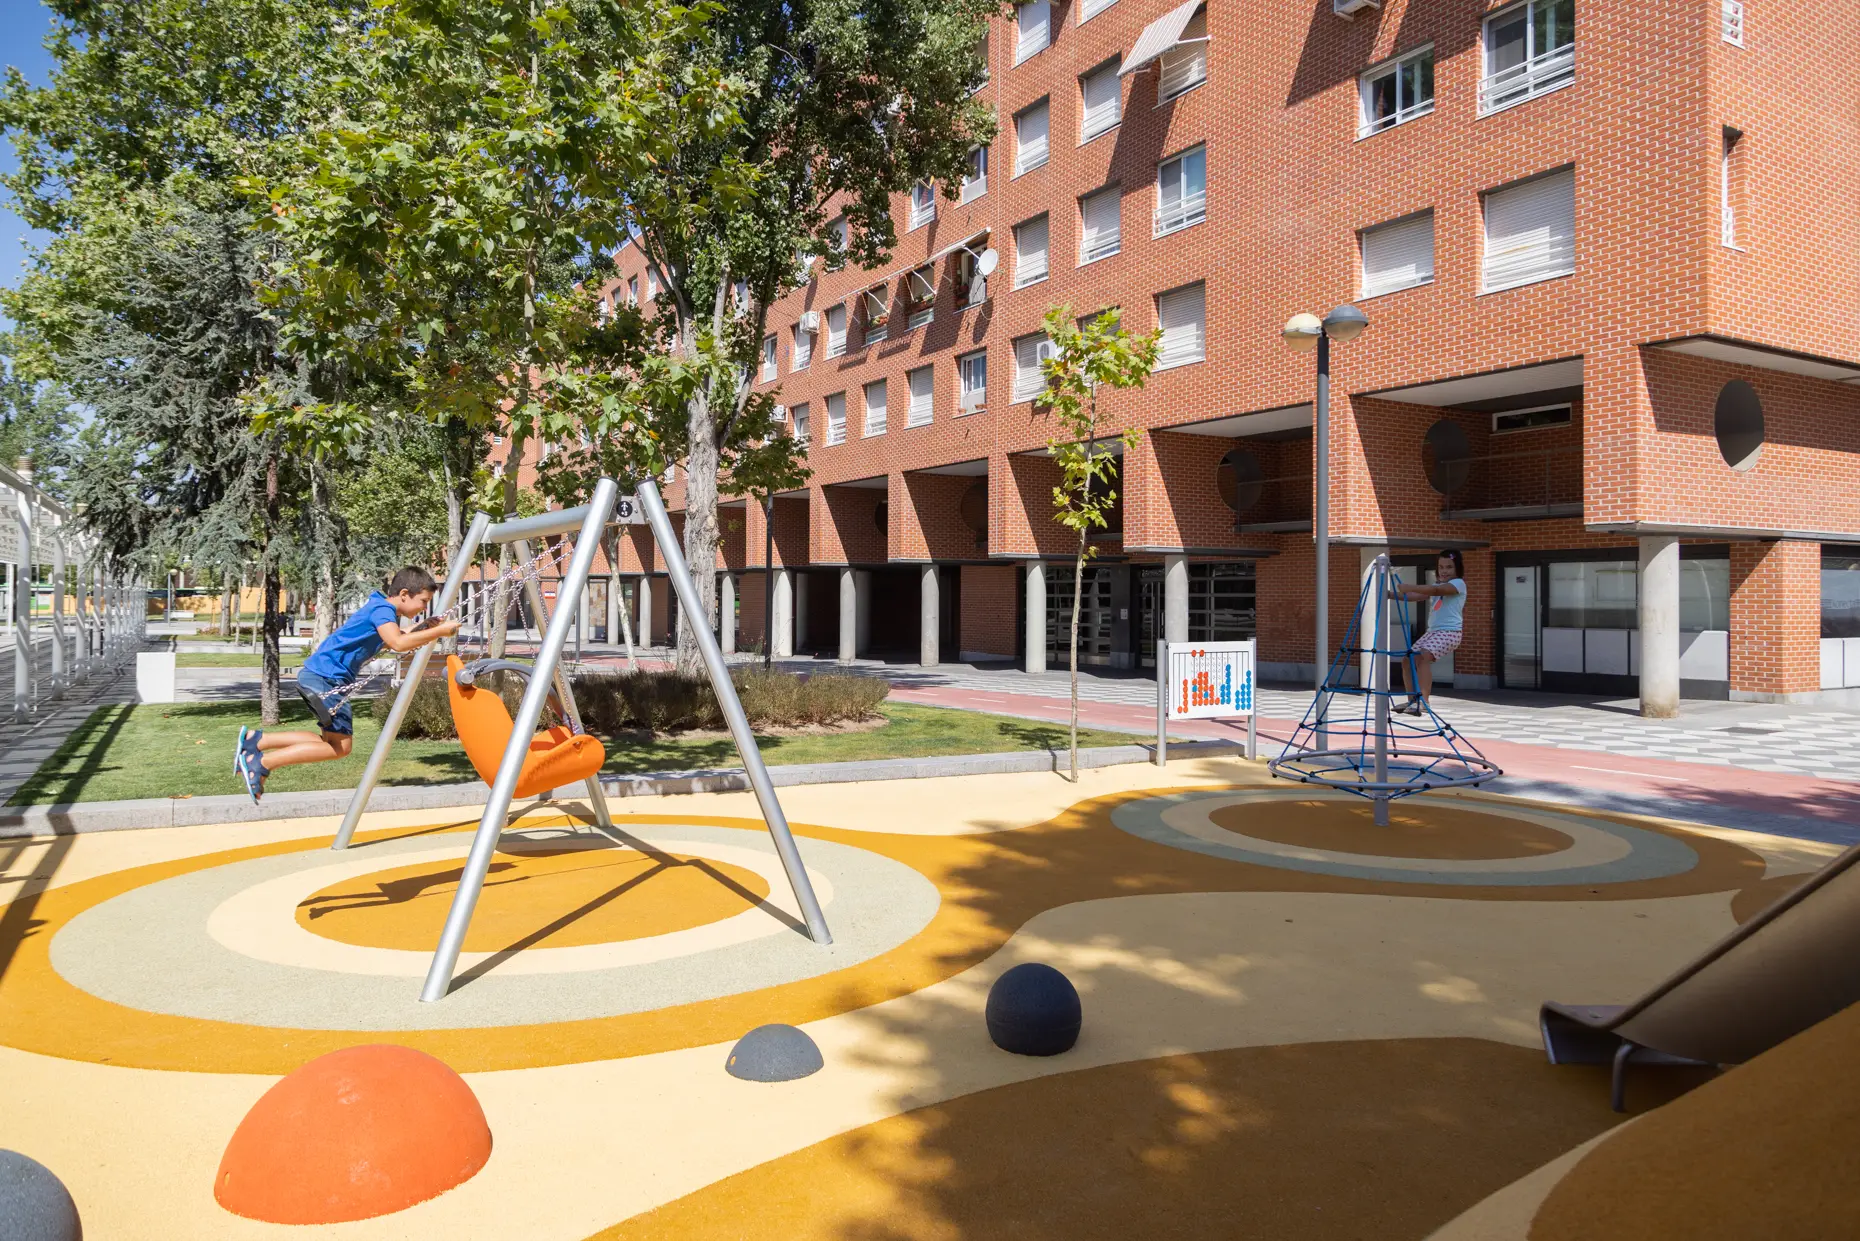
0, 739, 1244, 838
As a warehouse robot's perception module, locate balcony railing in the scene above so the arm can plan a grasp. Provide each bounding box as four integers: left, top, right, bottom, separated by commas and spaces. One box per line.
1478, 44, 1574, 115
1154, 190, 1207, 237
1437, 445, 1581, 520
1080, 231, 1121, 264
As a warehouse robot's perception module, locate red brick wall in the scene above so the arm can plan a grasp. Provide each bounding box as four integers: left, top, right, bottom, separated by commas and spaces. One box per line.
737, 572, 768, 650
1730, 540, 1821, 695
960, 564, 1019, 657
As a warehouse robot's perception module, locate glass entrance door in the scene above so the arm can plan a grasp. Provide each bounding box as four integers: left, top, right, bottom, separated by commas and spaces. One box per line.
1046, 567, 1115, 665
1502, 564, 1540, 688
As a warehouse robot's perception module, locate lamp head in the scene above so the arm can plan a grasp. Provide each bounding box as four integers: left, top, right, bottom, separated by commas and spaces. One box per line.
1281, 313, 1323, 352
1322, 303, 1369, 343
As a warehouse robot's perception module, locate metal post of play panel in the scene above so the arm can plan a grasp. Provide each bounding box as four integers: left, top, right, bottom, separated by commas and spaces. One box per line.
421, 479, 620, 1002
634, 478, 833, 947
1155, 639, 1167, 767
330, 511, 492, 850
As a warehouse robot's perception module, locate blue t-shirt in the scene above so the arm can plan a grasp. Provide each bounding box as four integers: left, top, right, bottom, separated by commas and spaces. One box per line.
302, 592, 402, 684
1430, 578, 1468, 632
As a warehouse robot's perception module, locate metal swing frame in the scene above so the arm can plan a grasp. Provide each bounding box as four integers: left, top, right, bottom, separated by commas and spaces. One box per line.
330, 476, 832, 1003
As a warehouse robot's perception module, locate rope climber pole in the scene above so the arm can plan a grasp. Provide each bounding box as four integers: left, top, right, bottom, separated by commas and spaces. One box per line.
329, 512, 493, 850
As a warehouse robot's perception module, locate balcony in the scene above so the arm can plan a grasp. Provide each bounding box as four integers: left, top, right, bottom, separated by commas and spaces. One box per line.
1478, 44, 1574, 116
1434, 444, 1581, 521
1154, 189, 1206, 238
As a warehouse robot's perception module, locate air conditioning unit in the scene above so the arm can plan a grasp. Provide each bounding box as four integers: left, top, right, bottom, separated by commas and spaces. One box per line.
1333, 0, 1379, 17
799, 310, 820, 331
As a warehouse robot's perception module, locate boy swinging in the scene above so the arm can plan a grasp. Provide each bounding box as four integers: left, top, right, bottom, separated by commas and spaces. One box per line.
235, 567, 459, 802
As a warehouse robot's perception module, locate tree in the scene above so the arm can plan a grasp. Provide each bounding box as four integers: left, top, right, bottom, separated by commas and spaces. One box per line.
1038, 305, 1160, 782
609, 0, 995, 674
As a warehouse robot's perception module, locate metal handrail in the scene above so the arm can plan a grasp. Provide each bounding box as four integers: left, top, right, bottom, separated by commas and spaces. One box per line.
1478, 44, 1575, 114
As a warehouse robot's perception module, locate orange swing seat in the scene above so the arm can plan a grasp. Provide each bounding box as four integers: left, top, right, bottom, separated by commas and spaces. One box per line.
445, 655, 606, 799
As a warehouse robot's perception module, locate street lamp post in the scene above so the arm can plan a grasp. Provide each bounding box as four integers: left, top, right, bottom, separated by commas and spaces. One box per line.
1282, 305, 1369, 741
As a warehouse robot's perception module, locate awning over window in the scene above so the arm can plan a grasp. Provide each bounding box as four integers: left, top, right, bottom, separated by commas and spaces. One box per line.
1119, 0, 1205, 77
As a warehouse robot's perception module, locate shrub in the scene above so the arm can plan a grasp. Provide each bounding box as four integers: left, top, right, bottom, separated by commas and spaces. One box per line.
366, 666, 888, 740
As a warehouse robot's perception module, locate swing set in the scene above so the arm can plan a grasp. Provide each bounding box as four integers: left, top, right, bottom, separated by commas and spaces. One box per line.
329, 477, 832, 1003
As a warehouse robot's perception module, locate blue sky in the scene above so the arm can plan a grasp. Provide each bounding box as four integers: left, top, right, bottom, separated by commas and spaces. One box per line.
0, 0, 58, 323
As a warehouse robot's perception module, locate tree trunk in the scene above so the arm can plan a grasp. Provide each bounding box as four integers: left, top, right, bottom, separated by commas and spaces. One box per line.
489, 437, 522, 659
441, 448, 465, 656
676, 319, 720, 677
312, 563, 336, 651
1069, 531, 1084, 784
261, 564, 282, 726
219, 576, 232, 638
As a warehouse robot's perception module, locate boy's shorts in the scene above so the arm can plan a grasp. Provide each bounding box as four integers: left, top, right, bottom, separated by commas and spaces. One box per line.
1414, 628, 1462, 658
295, 668, 354, 736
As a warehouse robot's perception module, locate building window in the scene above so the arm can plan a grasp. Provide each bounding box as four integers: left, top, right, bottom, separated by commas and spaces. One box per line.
1721, 126, 1745, 249
1359, 210, 1435, 299
1824, 548, 1860, 639
863, 378, 888, 437
1154, 282, 1206, 369
1722, 0, 1744, 46
827, 216, 849, 269
792, 321, 813, 370
972, 31, 990, 91
626, 276, 639, 304
1154, 145, 1206, 237
907, 365, 935, 427
1492, 403, 1572, 434
646, 270, 660, 298
1480, 0, 1575, 116
954, 246, 988, 306
1013, 332, 1057, 402
790, 401, 810, 444
906, 265, 937, 329
1482, 167, 1576, 292
1015, 99, 1050, 175
959, 350, 988, 414
825, 393, 847, 445
1080, 62, 1122, 143
1081, 0, 1118, 24
961, 146, 989, 202
825, 304, 847, 357
760, 335, 778, 381
1014, 214, 1050, 287
1016, 0, 1051, 63
910, 182, 937, 230
861, 287, 890, 346
1157, 7, 1208, 101
1079, 186, 1122, 265
1359, 46, 1435, 137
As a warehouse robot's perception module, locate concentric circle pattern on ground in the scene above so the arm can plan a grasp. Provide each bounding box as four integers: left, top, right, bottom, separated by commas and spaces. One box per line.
1109, 790, 1699, 885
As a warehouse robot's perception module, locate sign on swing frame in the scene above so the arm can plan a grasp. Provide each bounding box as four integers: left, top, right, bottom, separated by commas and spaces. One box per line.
1155, 638, 1258, 764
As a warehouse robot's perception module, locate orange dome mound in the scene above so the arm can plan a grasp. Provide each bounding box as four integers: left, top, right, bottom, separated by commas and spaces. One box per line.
215, 1044, 491, 1224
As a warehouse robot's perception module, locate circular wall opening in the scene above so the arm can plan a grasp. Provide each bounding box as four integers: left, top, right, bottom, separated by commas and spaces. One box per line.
1216, 448, 1264, 514
959, 480, 988, 548
874, 500, 888, 531
1714, 379, 1764, 471
1422, 420, 1472, 495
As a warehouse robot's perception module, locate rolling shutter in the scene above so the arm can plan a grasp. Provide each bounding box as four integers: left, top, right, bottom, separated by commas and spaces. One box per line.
1016, 101, 1049, 175
908, 367, 934, 426
863, 379, 887, 437
1014, 215, 1050, 287
1482, 168, 1576, 293
1361, 212, 1436, 298
1013, 334, 1055, 402
1016, 0, 1051, 63
1155, 283, 1206, 369
1080, 188, 1122, 263
1081, 65, 1122, 140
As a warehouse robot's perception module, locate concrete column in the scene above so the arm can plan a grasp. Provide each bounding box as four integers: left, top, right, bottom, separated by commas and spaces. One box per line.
605, 575, 620, 644
719, 573, 736, 655
795, 572, 811, 654
772, 569, 795, 658
636, 575, 653, 648
1024, 562, 1047, 674
838, 568, 858, 663
920, 564, 939, 667
1639, 535, 1681, 719
1164, 554, 1189, 644
855, 570, 872, 656
49, 533, 65, 697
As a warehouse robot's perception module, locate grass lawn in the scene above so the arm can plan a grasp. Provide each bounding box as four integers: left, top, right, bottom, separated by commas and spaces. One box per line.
8, 699, 1144, 805
174, 653, 303, 669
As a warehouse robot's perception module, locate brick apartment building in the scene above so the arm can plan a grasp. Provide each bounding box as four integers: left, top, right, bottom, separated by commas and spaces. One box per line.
564, 0, 1860, 706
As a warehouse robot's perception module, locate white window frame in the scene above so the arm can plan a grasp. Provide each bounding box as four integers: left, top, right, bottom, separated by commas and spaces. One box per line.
1479, 0, 1576, 117
1156, 8, 1209, 103
1721, 0, 1744, 46
1358, 210, 1436, 299
1079, 185, 1122, 265
790, 400, 811, 444
1015, 0, 1051, 64
1480, 166, 1577, 294
1080, 0, 1118, 24
1012, 333, 1057, 403
1358, 45, 1435, 138
862, 287, 890, 346
1015, 99, 1051, 176
1154, 144, 1206, 237
958, 349, 988, 415
955, 248, 988, 307
910, 182, 937, 230
1154, 281, 1206, 371
906, 265, 937, 329
825, 392, 847, 445
827, 216, 849, 269
1720, 127, 1743, 249
1014, 214, 1050, 288
626, 276, 639, 304
1491, 403, 1573, 435
825, 304, 848, 358
1080, 62, 1123, 144
646, 270, 660, 298
863, 378, 888, 437
760, 334, 778, 381
907, 365, 935, 427
961, 146, 989, 202
792, 321, 813, 370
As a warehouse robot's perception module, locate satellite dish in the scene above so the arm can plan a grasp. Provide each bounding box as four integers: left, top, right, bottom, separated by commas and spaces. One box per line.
976, 248, 1000, 278
799, 310, 820, 331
